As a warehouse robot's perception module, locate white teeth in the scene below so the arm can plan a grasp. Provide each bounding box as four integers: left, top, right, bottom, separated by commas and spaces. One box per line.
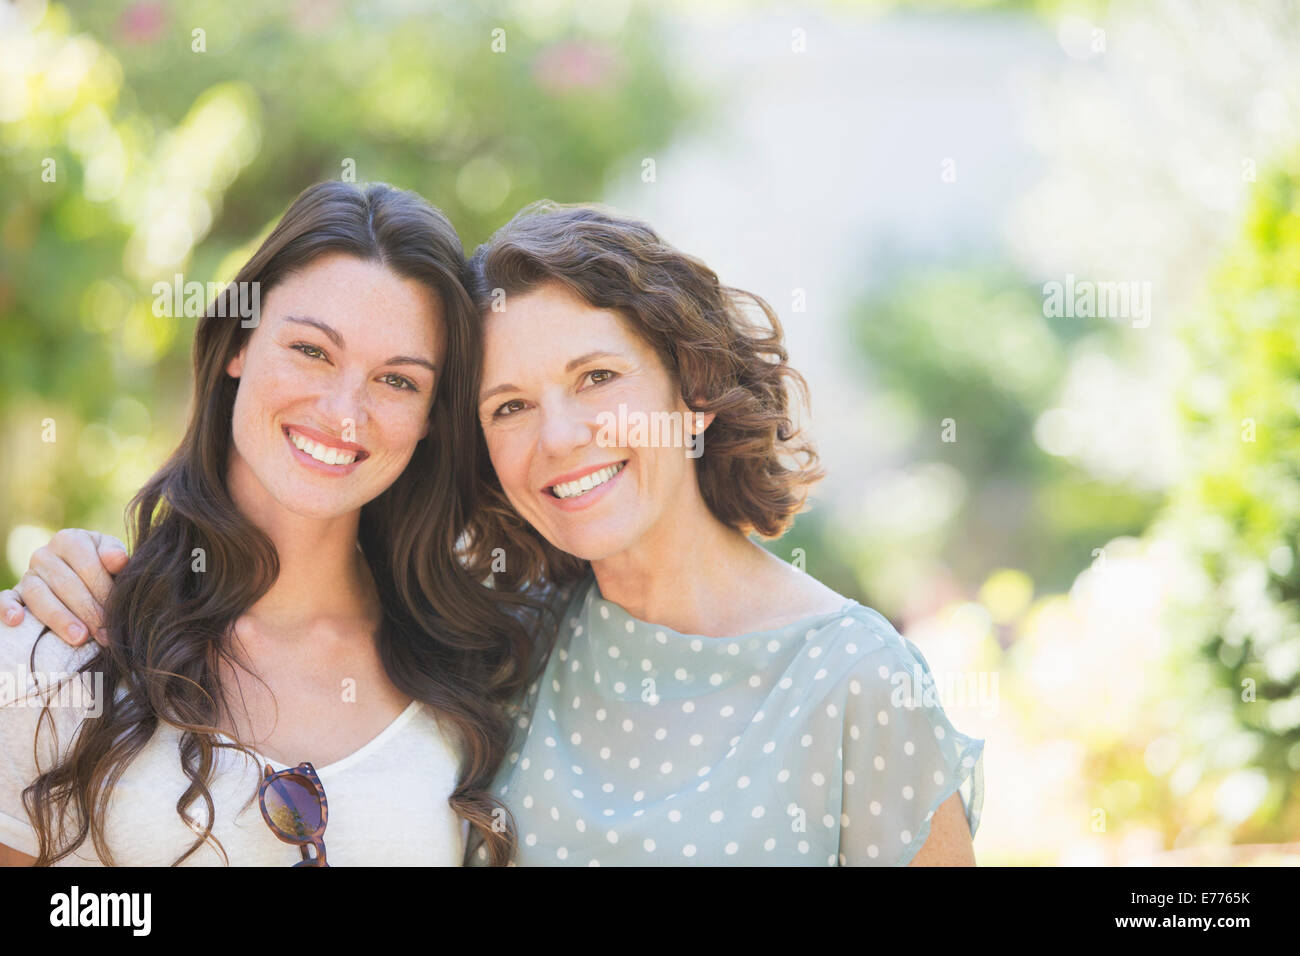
551, 462, 625, 499
288, 430, 357, 467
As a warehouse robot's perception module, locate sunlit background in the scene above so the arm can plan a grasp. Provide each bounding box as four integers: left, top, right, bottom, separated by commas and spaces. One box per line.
2, 0, 1298, 865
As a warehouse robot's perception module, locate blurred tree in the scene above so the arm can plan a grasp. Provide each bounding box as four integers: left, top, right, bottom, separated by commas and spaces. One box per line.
1153, 154, 1300, 843
0, 0, 695, 578
840, 266, 1162, 614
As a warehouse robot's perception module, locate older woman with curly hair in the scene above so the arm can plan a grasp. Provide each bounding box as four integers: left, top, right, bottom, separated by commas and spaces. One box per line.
457, 202, 985, 866
4, 200, 984, 867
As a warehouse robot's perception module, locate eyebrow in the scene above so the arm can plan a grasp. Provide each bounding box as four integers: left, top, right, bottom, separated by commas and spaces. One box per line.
478, 350, 624, 405
282, 315, 438, 373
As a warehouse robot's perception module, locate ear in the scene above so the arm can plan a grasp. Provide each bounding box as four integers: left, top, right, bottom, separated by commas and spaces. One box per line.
683, 395, 715, 434
226, 342, 248, 379
690, 411, 715, 435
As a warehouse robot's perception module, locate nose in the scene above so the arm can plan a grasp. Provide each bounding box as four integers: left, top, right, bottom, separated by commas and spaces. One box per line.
537, 393, 594, 458
316, 369, 370, 434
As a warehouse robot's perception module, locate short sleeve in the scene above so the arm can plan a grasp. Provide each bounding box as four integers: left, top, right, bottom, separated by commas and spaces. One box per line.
837, 612, 985, 866
0, 615, 99, 857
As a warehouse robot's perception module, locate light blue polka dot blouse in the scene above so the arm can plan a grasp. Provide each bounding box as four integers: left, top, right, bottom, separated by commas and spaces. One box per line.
467, 572, 985, 866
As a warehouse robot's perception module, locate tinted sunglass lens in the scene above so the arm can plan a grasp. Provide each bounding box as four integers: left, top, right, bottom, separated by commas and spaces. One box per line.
264, 775, 322, 837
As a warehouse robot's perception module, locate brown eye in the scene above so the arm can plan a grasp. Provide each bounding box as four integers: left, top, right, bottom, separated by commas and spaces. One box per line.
292, 343, 327, 360
494, 399, 526, 418
380, 373, 418, 392
587, 369, 616, 385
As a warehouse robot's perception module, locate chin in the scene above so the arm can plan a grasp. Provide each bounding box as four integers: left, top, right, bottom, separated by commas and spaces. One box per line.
269, 481, 367, 521
550, 524, 640, 564
281, 498, 360, 521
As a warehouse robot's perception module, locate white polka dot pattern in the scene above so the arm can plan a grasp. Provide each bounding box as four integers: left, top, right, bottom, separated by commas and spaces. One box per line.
464, 574, 985, 866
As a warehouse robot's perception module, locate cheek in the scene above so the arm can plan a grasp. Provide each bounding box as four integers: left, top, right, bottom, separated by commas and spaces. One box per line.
229, 371, 274, 446
236, 352, 301, 418
485, 430, 532, 498
391, 403, 433, 444
640, 441, 689, 498
368, 398, 434, 464
610, 377, 674, 423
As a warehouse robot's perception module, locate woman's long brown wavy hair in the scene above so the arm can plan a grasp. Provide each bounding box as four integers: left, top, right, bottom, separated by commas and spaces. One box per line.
460, 200, 825, 593
24, 181, 543, 866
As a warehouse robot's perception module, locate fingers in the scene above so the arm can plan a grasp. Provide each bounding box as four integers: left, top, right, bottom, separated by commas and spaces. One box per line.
5, 529, 127, 646
47, 529, 119, 616
35, 531, 109, 643
13, 570, 92, 647
94, 532, 129, 575
0, 587, 26, 627
31, 534, 108, 645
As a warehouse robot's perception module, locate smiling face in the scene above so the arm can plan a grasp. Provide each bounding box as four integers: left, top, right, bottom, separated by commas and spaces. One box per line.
477, 281, 713, 563
225, 252, 445, 523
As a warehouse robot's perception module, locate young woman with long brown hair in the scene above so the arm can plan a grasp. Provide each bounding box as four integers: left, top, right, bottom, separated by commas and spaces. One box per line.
0, 181, 537, 865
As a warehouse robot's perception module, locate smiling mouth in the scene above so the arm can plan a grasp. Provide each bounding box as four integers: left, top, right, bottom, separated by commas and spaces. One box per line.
547, 461, 627, 499
284, 426, 369, 467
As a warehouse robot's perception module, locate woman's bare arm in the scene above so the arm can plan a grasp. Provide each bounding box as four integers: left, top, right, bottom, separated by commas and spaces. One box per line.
0, 843, 37, 866
906, 792, 977, 866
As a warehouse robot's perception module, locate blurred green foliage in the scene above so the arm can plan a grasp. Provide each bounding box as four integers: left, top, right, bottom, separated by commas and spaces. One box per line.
845, 267, 1162, 608
0, 0, 694, 578
824, 167, 1300, 857
3, 0, 1297, 863
1156, 154, 1300, 840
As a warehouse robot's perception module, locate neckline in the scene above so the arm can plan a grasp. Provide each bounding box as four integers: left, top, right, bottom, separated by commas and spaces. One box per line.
584, 572, 860, 642
215, 699, 422, 776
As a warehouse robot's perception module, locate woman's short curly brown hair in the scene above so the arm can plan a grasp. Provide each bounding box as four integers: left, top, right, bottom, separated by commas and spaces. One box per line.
461, 200, 825, 591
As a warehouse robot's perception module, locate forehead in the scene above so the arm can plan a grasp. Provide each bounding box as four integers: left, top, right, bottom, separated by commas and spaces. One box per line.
482, 282, 648, 368
265, 253, 445, 347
